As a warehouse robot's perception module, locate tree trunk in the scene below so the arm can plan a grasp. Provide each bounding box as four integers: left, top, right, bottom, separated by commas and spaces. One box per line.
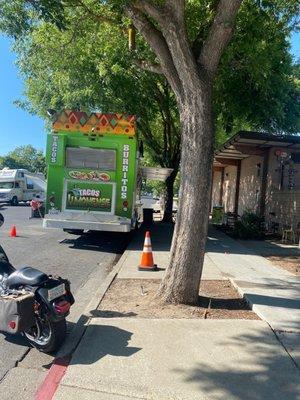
126, 0, 242, 306
162, 169, 177, 223
157, 81, 214, 304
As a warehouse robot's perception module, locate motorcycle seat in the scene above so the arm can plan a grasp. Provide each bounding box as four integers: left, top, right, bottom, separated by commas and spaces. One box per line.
6, 266, 48, 288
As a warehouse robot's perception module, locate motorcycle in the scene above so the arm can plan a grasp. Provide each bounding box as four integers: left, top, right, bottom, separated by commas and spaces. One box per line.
0, 213, 74, 353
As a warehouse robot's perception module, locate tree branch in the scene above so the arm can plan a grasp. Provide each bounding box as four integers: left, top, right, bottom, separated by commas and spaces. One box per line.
138, 115, 163, 156
139, 2, 201, 95
73, 0, 119, 26
133, 59, 163, 75
165, 0, 185, 22
125, 4, 183, 97
132, 0, 165, 25
198, 0, 242, 77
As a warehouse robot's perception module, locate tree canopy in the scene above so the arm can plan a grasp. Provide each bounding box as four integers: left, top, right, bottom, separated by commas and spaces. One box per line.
0, 0, 298, 141
0, 145, 46, 173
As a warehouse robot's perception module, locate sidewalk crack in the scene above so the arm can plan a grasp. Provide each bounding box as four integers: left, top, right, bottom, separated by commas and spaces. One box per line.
270, 325, 299, 371
0, 347, 31, 384
61, 382, 150, 399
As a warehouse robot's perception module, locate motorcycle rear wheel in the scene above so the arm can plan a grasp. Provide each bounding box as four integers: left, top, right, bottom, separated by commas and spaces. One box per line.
24, 316, 66, 353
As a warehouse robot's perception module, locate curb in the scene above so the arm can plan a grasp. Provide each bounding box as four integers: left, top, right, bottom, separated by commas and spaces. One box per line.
229, 277, 273, 326
35, 246, 131, 400
56, 247, 131, 359
229, 277, 268, 325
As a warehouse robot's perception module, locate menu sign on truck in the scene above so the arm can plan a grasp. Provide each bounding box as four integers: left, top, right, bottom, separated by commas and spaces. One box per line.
65, 181, 113, 212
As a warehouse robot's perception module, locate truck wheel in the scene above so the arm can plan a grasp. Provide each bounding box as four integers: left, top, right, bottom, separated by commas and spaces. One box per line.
10, 196, 18, 206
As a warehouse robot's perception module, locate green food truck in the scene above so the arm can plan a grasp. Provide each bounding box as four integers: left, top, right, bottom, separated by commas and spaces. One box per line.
43, 110, 143, 233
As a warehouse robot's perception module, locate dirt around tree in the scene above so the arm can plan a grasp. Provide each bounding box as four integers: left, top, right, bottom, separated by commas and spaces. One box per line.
97, 279, 259, 320
266, 256, 300, 276
239, 239, 300, 276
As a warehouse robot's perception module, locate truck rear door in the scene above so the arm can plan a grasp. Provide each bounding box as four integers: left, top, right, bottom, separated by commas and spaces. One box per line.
63, 147, 116, 215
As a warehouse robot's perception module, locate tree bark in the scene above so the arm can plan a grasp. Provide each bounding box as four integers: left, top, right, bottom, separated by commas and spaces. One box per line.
158, 81, 214, 304
162, 168, 178, 223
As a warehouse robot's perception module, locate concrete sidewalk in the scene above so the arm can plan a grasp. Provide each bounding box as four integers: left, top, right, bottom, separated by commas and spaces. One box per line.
54, 319, 299, 400
119, 225, 300, 330
118, 224, 225, 281
49, 223, 300, 399
206, 227, 300, 331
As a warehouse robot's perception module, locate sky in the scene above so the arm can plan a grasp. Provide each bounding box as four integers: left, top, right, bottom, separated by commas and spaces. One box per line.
0, 35, 45, 155
0, 32, 299, 157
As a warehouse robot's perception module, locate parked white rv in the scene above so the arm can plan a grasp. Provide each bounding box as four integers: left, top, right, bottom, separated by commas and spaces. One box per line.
0, 168, 46, 205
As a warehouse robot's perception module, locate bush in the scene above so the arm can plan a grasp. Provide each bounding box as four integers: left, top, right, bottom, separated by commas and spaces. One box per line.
233, 211, 265, 240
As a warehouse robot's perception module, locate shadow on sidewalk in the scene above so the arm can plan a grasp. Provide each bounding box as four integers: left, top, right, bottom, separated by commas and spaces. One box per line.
244, 292, 300, 311
128, 222, 300, 261
2, 332, 28, 347
207, 226, 300, 258
173, 326, 300, 400
234, 277, 300, 303
90, 309, 138, 318
69, 323, 141, 366
129, 222, 174, 252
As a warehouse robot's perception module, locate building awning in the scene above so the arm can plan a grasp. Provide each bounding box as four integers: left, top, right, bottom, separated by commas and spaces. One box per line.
214, 131, 300, 166
140, 167, 173, 182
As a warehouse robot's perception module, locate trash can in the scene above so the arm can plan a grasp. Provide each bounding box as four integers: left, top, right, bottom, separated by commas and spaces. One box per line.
143, 208, 154, 225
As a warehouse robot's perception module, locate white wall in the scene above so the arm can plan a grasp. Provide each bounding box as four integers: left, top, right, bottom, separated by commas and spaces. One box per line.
223, 165, 237, 213
238, 155, 263, 215
211, 169, 222, 208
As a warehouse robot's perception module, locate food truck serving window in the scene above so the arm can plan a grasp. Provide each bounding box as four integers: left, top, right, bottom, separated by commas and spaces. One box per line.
66, 148, 116, 170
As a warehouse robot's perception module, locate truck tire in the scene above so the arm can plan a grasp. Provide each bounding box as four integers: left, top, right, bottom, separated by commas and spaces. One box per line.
10, 196, 18, 206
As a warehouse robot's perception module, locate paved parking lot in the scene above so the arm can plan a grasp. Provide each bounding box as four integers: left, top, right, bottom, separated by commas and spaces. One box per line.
0, 204, 131, 399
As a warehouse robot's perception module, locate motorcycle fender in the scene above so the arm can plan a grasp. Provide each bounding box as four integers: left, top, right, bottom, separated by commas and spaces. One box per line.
64, 279, 75, 306
35, 287, 69, 322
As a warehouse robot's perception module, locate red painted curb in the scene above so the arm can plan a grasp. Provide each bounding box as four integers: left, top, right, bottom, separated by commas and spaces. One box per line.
35, 356, 71, 400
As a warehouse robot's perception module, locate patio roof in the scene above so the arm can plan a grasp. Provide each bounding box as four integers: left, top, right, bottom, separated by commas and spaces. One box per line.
140, 167, 173, 181
214, 131, 300, 165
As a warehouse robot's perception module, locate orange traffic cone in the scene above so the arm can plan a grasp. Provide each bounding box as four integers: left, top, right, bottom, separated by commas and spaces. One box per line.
9, 225, 17, 237
138, 231, 158, 271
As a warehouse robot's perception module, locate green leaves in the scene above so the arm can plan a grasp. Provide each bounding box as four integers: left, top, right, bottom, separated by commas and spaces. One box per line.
0, 0, 299, 145
0, 145, 46, 173
0, 0, 66, 38
214, 0, 299, 136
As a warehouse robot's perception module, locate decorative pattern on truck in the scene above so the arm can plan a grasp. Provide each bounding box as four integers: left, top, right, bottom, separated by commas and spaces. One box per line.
53, 110, 136, 135
68, 171, 111, 182
65, 181, 113, 212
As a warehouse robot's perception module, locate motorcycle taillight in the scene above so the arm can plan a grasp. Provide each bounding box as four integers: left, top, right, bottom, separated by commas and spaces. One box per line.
54, 300, 70, 315
8, 320, 16, 330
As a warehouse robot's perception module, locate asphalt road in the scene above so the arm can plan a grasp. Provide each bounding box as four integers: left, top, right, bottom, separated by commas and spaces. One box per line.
0, 204, 131, 399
